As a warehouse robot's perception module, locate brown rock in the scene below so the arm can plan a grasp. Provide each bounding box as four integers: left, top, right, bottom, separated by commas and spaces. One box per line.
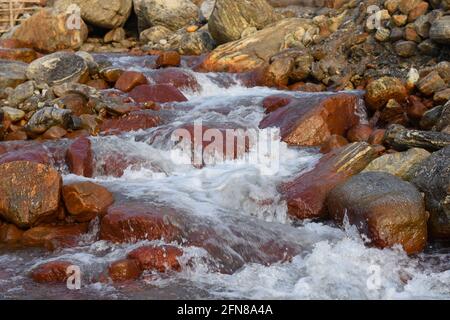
4, 130, 28, 141
22, 223, 89, 250
408, 2, 429, 22
114, 71, 148, 93
368, 129, 386, 145
0, 48, 38, 63
394, 40, 417, 57
66, 136, 93, 178
407, 96, 428, 120
365, 77, 407, 111
41, 126, 67, 140
262, 95, 292, 113
86, 79, 110, 90
0, 161, 61, 228
347, 124, 373, 142
320, 135, 349, 153
99, 111, 160, 135
59, 93, 91, 116
417, 71, 446, 96
155, 51, 181, 68
289, 82, 326, 92
108, 259, 142, 282
129, 84, 188, 103
0, 223, 23, 245
149, 68, 200, 91
62, 182, 114, 223
399, 0, 422, 14
30, 261, 72, 283
128, 245, 183, 272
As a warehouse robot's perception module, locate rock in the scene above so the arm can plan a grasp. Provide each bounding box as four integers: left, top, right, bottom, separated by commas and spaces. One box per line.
1, 107, 25, 122
385, 124, 450, 151
133, 0, 200, 32
129, 84, 188, 103
409, 146, 450, 239
56, 93, 91, 117
127, 245, 182, 272
279, 142, 377, 220
327, 172, 428, 254
99, 111, 160, 135
0, 48, 37, 63
54, 0, 132, 29
264, 57, 294, 88
108, 259, 142, 282
347, 124, 373, 142
30, 261, 72, 284
208, 0, 278, 44
320, 135, 349, 153
365, 77, 407, 111
99, 204, 183, 243
0, 223, 23, 245
140, 26, 172, 43
155, 51, 181, 68
434, 102, 450, 132
375, 28, 391, 42
165, 29, 216, 55
11, 9, 88, 53
417, 71, 446, 96
418, 39, 439, 56
259, 93, 361, 147
420, 105, 444, 130
392, 15, 408, 27
149, 68, 200, 91
0, 161, 61, 228
0, 60, 27, 89
399, 0, 422, 14
41, 126, 68, 140
407, 95, 428, 120
26, 52, 88, 87
7, 81, 34, 107
66, 136, 93, 178
100, 67, 124, 83
430, 16, 450, 44
394, 40, 417, 57
408, 2, 429, 22
363, 148, 431, 179
104, 28, 126, 43
62, 182, 114, 222
0, 145, 51, 165
262, 95, 292, 113
22, 223, 88, 249
5, 131, 28, 142
25, 107, 73, 134
114, 71, 148, 93
434, 88, 450, 104
201, 18, 312, 73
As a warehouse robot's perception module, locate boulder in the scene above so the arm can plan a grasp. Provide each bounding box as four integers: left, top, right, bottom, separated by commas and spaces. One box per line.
1, 107, 25, 122
430, 15, 450, 44
0, 60, 27, 89
201, 18, 312, 73
127, 245, 182, 272
259, 93, 361, 147
363, 148, 431, 179
114, 71, 148, 92
11, 9, 88, 53
133, 0, 200, 32
22, 223, 88, 249
139, 26, 172, 43
279, 143, 377, 220
164, 29, 216, 55
328, 172, 428, 254
129, 84, 188, 103
0, 161, 62, 228
62, 182, 114, 222
66, 136, 94, 177
149, 68, 200, 91
365, 77, 408, 111
55, 0, 132, 29
26, 52, 88, 86
409, 146, 450, 240
208, 0, 278, 44
99, 111, 160, 135
30, 261, 72, 284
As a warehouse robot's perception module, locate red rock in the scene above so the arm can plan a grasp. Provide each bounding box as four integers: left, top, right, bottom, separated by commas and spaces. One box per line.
41, 126, 67, 140
114, 71, 148, 93
22, 223, 89, 250
4, 130, 28, 141
320, 135, 349, 153
0, 223, 23, 245
108, 259, 142, 282
0, 161, 62, 228
259, 93, 361, 147
347, 124, 373, 142
262, 95, 292, 113
0, 39, 32, 49
127, 245, 183, 272
30, 261, 72, 284
155, 51, 181, 68
86, 79, 110, 90
289, 82, 326, 92
407, 96, 428, 120
368, 129, 386, 145
60, 93, 92, 116
99, 111, 160, 135
62, 182, 114, 222
0, 144, 50, 165
365, 77, 408, 111
66, 136, 93, 178
99, 204, 183, 243
279, 143, 377, 220
0, 48, 37, 63
149, 68, 200, 91
129, 84, 188, 104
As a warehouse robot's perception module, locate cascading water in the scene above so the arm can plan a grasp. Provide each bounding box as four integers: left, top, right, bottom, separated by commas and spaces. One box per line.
0, 55, 449, 300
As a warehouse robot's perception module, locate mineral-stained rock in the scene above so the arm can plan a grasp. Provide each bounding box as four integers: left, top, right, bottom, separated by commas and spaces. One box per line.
129, 84, 187, 103
0, 223, 23, 245
409, 146, 450, 239
66, 136, 93, 177
347, 124, 373, 142
365, 77, 407, 111
208, 0, 278, 44
155, 51, 181, 68
127, 245, 183, 272
22, 223, 89, 249
99, 111, 160, 135
385, 124, 450, 151
114, 71, 148, 93
394, 40, 417, 57
327, 172, 428, 254
108, 259, 142, 282
30, 261, 72, 284
259, 93, 361, 147
0, 48, 37, 63
320, 135, 349, 153
279, 142, 377, 220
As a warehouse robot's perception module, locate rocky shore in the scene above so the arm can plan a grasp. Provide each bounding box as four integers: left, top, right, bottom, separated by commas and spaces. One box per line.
0, 0, 449, 289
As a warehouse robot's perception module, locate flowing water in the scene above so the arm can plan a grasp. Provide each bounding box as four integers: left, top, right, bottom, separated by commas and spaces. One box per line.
0, 55, 449, 300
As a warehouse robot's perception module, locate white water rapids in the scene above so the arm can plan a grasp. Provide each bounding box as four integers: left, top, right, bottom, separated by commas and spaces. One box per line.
0, 55, 448, 300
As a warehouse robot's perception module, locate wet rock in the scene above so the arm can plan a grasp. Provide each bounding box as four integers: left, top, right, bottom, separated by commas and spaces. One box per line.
0, 60, 27, 89
430, 15, 450, 44
0, 161, 61, 228
86, 79, 109, 90
100, 67, 124, 84
0, 223, 23, 245
62, 182, 114, 222
347, 124, 373, 142
127, 245, 182, 272
129, 84, 187, 103
1, 107, 25, 122
99, 204, 183, 243
0, 144, 50, 165
66, 136, 93, 178
155, 51, 181, 68
394, 40, 417, 57
139, 26, 172, 43
7, 81, 35, 107
259, 93, 361, 147
108, 259, 142, 282
149, 68, 200, 91
208, 0, 278, 44
25, 107, 73, 134
99, 111, 160, 135
279, 142, 377, 220
133, 0, 200, 32
409, 146, 450, 239
41, 126, 68, 140
201, 18, 311, 72
0, 48, 37, 63
365, 77, 407, 111
114, 71, 148, 93
417, 71, 447, 96
328, 172, 428, 254
22, 223, 89, 249
104, 28, 126, 44
262, 95, 292, 113
10, 9, 88, 53
30, 261, 72, 284
320, 135, 349, 154
26, 52, 88, 87
363, 148, 431, 179
385, 124, 450, 151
